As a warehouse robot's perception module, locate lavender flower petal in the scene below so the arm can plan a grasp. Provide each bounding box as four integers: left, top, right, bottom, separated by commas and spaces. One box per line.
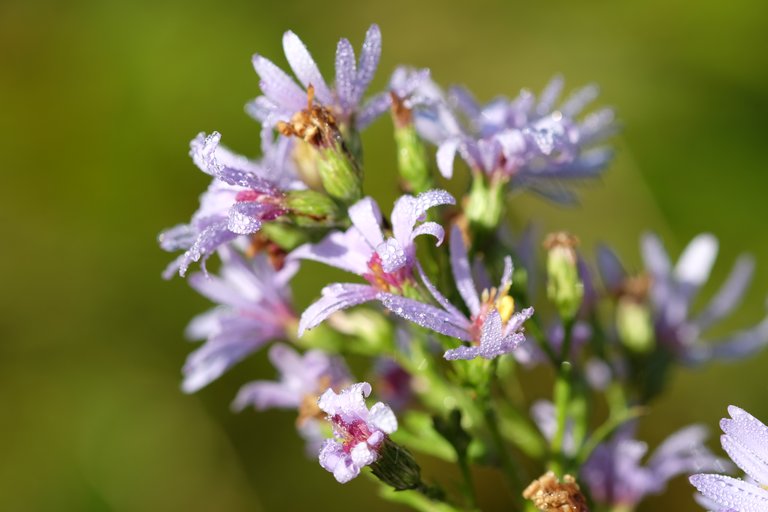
282, 30, 332, 104
450, 224, 480, 316
378, 293, 471, 341
299, 283, 378, 335
690, 474, 768, 512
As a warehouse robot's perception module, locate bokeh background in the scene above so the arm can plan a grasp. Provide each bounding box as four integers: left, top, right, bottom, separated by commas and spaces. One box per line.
2, 0, 768, 510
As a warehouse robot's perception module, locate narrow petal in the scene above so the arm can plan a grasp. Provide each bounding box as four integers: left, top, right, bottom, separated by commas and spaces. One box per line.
252, 54, 307, 111
704, 316, 768, 362
348, 197, 384, 248
232, 381, 298, 411
158, 224, 197, 251
352, 24, 381, 105
641, 232, 673, 277
675, 233, 719, 287
391, 189, 455, 247
378, 293, 471, 341
560, 84, 599, 117
535, 75, 564, 117
289, 229, 370, 276
298, 284, 378, 335
175, 222, 237, 277
720, 406, 768, 467
499, 256, 514, 291
450, 225, 481, 316
696, 255, 755, 330
596, 244, 627, 292
721, 434, 768, 485
190, 132, 280, 192
416, 263, 469, 323
690, 474, 768, 512
282, 31, 332, 104
410, 222, 445, 246
182, 334, 267, 393
356, 92, 390, 130
436, 139, 459, 179
335, 38, 356, 111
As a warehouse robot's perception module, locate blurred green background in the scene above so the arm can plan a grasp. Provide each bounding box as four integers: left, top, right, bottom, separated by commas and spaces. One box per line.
2, 0, 768, 510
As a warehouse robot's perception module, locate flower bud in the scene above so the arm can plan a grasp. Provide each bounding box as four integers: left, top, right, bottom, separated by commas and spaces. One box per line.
465, 173, 505, 241
391, 94, 432, 194
544, 232, 584, 321
616, 274, 655, 354
284, 189, 341, 226
370, 438, 424, 491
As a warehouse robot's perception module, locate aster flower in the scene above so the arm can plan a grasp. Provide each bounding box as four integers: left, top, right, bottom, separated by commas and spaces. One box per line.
380, 224, 534, 360
159, 132, 301, 277
359, 66, 438, 129
181, 248, 297, 393
690, 406, 768, 512
414, 75, 615, 203
581, 424, 726, 508
292, 189, 455, 335
248, 24, 385, 133
597, 232, 768, 363
318, 382, 398, 483
233, 343, 350, 455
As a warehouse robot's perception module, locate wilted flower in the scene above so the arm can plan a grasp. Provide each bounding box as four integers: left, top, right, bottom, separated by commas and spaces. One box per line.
180, 248, 297, 393
318, 382, 398, 483
690, 405, 768, 512
414, 75, 615, 203
292, 190, 455, 335
159, 132, 301, 277
381, 225, 534, 360
597, 233, 768, 364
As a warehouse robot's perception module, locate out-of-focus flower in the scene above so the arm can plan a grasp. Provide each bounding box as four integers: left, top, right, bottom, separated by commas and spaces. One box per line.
318, 382, 398, 483
414, 75, 615, 203
581, 425, 727, 508
690, 405, 768, 512
373, 358, 412, 411
159, 132, 301, 277
181, 248, 297, 393
247, 24, 384, 133
292, 190, 455, 335
381, 225, 534, 360
233, 343, 350, 455
597, 233, 768, 364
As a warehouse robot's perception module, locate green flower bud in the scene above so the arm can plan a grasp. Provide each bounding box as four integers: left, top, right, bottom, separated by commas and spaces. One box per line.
465, 173, 506, 242
544, 232, 584, 321
391, 94, 432, 194
284, 189, 340, 226
370, 438, 424, 491
316, 143, 362, 204
617, 298, 655, 354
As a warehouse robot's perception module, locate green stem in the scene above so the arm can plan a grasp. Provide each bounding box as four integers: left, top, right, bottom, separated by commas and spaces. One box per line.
456, 452, 477, 510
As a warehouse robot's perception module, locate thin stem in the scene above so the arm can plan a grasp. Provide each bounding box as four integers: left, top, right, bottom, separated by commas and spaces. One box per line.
550, 318, 576, 476
456, 453, 477, 510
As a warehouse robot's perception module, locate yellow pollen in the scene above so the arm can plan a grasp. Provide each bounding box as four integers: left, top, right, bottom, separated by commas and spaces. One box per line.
497, 295, 515, 324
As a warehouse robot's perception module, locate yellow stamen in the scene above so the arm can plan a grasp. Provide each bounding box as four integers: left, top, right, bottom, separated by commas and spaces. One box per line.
497, 295, 515, 324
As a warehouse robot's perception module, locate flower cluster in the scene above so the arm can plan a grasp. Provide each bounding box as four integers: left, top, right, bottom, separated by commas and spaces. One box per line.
160, 23, 768, 512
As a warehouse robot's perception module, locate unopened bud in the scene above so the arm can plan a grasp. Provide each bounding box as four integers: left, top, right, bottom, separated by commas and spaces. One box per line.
284, 189, 340, 226
465, 173, 505, 241
544, 232, 584, 321
391, 93, 432, 194
370, 438, 423, 491
616, 274, 655, 354
316, 144, 363, 204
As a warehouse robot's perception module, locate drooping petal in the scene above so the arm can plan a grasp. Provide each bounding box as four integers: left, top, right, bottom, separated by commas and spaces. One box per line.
450, 224, 480, 316
282, 30, 332, 104
298, 284, 378, 335
410, 222, 445, 246
379, 293, 471, 341
190, 132, 280, 192
158, 224, 197, 252
226, 201, 268, 235
390, 189, 455, 246
167, 221, 237, 278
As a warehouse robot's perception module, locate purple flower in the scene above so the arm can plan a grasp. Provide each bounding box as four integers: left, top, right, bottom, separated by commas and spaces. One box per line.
597, 233, 768, 364
373, 358, 412, 411
414, 76, 615, 203
690, 406, 768, 512
159, 132, 300, 277
291, 189, 455, 335
380, 225, 534, 360
248, 24, 385, 132
318, 382, 398, 483
357, 66, 438, 127
181, 248, 298, 393
582, 425, 727, 507
233, 343, 350, 455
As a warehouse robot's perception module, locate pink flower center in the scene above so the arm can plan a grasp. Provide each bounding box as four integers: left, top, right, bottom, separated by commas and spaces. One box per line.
332, 415, 373, 453
363, 253, 410, 292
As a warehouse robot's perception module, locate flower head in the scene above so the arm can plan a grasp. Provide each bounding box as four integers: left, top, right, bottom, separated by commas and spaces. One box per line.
415, 75, 615, 203
381, 224, 534, 360
159, 132, 300, 277
180, 248, 297, 393
318, 382, 398, 483
690, 406, 768, 512
597, 233, 768, 364
248, 24, 385, 133
292, 189, 455, 335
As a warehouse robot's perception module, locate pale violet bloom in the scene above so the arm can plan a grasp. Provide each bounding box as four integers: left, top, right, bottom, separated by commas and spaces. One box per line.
233, 343, 349, 412
292, 189, 455, 335
181, 248, 298, 393
318, 382, 398, 483
233, 343, 350, 455
690, 406, 768, 512
248, 24, 385, 132
380, 224, 534, 360
415, 75, 615, 203
160, 132, 301, 277
581, 424, 727, 508
358, 66, 438, 125
597, 233, 768, 364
